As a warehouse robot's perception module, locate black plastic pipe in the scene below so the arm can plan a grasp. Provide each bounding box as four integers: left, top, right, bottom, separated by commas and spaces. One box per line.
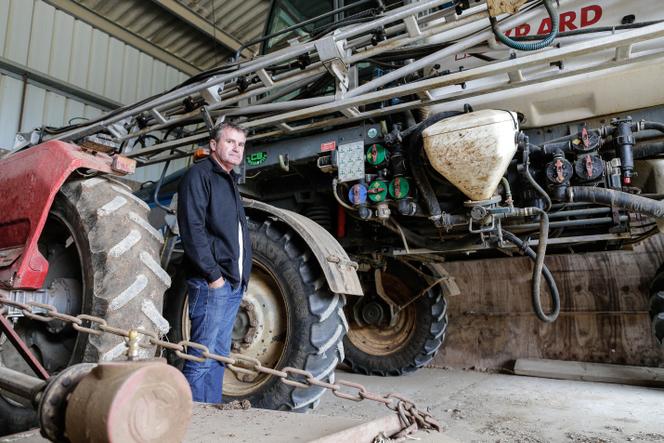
568, 187, 664, 218
633, 142, 664, 159
638, 121, 664, 133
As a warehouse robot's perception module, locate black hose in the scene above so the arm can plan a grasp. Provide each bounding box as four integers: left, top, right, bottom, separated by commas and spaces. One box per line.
405, 111, 462, 225
640, 121, 664, 133
568, 186, 664, 218
153, 158, 176, 215
502, 223, 560, 323
633, 142, 664, 159
402, 111, 462, 140
523, 147, 552, 211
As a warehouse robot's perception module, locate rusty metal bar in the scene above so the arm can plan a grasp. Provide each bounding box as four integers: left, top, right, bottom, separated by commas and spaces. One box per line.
0, 366, 46, 401
0, 310, 50, 380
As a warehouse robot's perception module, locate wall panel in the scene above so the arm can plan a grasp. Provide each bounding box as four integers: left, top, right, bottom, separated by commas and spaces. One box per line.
0, 0, 189, 183
0, 74, 22, 148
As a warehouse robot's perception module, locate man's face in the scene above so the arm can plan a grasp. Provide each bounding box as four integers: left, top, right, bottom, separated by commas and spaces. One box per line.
210, 127, 246, 172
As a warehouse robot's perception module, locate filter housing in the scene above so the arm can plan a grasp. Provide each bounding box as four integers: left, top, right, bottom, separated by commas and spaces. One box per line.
422, 110, 519, 201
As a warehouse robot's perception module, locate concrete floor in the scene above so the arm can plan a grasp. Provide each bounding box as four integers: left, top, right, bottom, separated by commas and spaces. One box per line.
4, 368, 662, 442
315, 368, 664, 443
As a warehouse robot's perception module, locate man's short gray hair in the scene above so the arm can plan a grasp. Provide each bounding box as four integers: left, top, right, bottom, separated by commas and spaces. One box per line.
211, 122, 247, 142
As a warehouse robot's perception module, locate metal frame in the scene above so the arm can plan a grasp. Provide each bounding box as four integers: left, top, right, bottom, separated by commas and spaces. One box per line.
0, 56, 121, 111
41, 0, 201, 76
21, 0, 664, 168
148, 0, 253, 59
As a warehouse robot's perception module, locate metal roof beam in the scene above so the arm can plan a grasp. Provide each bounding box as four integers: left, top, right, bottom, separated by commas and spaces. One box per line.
149, 0, 254, 59
0, 56, 122, 110
42, 0, 201, 76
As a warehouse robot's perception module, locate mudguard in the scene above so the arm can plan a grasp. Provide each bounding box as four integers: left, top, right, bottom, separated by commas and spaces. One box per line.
243, 198, 364, 296
0, 141, 114, 289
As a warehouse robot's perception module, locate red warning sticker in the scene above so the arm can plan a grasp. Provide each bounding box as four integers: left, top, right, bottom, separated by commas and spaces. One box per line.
320, 141, 336, 152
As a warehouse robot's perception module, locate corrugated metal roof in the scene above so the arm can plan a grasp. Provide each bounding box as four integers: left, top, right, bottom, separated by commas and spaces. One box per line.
68, 0, 272, 72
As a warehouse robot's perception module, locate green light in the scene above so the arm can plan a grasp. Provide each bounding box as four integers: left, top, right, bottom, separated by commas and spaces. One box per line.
246, 151, 268, 166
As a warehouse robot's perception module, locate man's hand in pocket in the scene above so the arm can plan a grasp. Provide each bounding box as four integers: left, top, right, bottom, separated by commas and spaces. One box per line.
209, 276, 226, 289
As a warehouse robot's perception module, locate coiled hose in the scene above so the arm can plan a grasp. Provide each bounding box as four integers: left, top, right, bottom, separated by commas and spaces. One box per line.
490, 0, 559, 51
502, 208, 560, 322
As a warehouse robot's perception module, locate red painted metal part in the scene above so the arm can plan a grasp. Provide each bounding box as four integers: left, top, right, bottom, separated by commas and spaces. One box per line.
0, 141, 114, 289
0, 313, 50, 380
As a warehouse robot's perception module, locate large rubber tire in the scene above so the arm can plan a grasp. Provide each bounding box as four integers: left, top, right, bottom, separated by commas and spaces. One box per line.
164, 216, 347, 411
0, 177, 170, 435
343, 261, 448, 376
649, 267, 664, 345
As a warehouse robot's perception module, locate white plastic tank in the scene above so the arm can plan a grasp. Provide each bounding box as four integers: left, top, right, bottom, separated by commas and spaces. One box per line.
421, 110, 519, 201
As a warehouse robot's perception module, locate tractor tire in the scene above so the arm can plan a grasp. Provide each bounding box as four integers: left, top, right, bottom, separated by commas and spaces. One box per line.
164, 217, 347, 411
649, 268, 664, 345
343, 261, 448, 376
0, 177, 170, 435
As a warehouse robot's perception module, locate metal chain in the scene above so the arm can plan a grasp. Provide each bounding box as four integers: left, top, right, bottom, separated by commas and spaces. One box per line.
0, 296, 442, 439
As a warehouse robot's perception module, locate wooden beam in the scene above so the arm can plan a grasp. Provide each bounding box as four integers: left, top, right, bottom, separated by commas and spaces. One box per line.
514, 359, 664, 388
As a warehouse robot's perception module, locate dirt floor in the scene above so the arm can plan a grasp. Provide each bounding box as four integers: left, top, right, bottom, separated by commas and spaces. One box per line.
3, 367, 662, 442
315, 368, 664, 443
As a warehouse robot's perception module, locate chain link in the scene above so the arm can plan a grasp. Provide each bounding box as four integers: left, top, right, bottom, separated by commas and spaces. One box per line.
0, 296, 442, 439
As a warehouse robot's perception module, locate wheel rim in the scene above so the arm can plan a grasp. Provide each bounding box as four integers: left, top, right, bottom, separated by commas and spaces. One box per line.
178, 260, 288, 397
345, 272, 417, 356
223, 260, 288, 396
0, 210, 85, 405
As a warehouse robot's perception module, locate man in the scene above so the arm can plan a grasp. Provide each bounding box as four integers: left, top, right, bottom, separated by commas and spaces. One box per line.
177, 122, 253, 403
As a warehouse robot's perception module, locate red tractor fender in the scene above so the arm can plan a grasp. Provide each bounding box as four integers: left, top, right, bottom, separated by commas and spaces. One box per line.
0, 141, 115, 289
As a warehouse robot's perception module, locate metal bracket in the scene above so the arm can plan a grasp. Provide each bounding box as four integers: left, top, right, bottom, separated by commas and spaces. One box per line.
315, 35, 350, 97
374, 269, 399, 327
200, 106, 215, 135
0, 309, 50, 380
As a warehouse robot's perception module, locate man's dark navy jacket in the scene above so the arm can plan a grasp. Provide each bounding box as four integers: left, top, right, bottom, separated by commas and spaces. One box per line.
177, 157, 252, 288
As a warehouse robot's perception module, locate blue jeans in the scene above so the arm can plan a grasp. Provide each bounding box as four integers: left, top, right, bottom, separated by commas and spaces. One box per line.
182, 278, 243, 403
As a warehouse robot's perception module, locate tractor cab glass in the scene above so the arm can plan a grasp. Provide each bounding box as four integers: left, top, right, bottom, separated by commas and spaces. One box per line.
263, 0, 387, 53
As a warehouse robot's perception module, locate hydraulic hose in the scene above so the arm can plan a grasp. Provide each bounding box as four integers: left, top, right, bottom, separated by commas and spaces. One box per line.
406, 111, 462, 225
490, 0, 559, 51
523, 147, 552, 211
502, 215, 560, 323
153, 158, 175, 215
633, 142, 664, 159
568, 187, 664, 218
638, 121, 664, 133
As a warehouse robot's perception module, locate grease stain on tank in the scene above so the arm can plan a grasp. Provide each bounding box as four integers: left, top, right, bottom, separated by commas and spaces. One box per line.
422, 110, 518, 201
